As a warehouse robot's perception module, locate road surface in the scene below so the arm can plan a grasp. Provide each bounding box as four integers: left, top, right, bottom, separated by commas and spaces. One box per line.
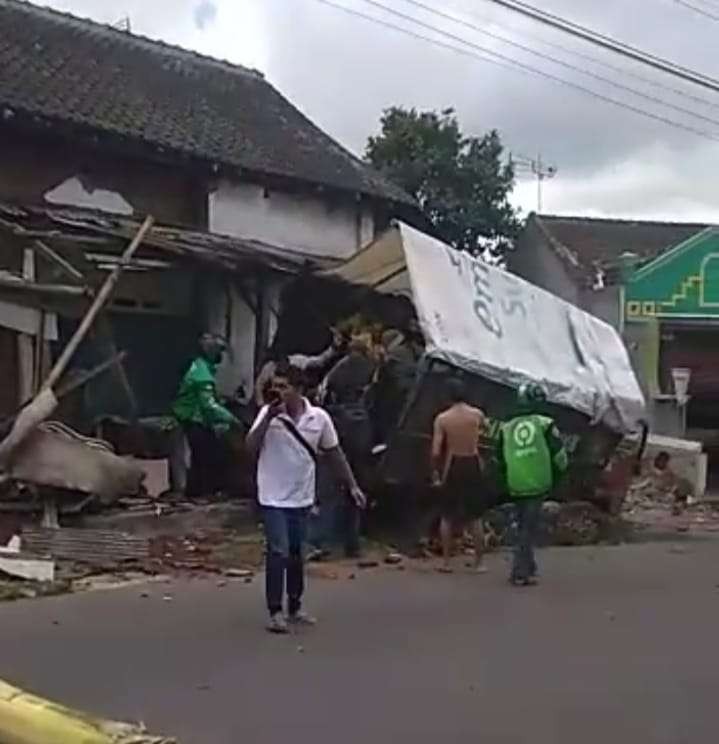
2, 540, 719, 744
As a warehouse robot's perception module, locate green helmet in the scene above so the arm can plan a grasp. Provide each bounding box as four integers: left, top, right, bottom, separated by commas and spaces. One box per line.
517, 381, 547, 407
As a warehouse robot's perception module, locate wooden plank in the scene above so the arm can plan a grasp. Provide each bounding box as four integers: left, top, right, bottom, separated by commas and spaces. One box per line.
43, 215, 154, 392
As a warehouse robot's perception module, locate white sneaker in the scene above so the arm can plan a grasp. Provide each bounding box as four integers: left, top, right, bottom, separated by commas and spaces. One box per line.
288, 610, 317, 627
266, 614, 289, 634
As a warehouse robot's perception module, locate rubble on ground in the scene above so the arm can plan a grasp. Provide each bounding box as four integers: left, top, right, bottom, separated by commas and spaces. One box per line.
483, 500, 623, 548
623, 464, 719, 533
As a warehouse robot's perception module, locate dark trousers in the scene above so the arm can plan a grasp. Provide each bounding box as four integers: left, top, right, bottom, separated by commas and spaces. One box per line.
263, 507, 309, 616
183, 423, 222, 499
309, 488, 361, 557
340, 492, 361, 557
512, 498, 543, 581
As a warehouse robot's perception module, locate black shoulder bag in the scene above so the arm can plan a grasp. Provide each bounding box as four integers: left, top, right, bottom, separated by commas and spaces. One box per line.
277, 416, 318, 465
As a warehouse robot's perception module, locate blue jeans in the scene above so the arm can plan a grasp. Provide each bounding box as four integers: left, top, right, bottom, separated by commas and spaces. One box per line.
512, 499, 543, 581
263, 507, 309, 616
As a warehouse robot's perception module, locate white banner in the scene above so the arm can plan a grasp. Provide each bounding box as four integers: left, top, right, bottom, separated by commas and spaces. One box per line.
400, 224, 646, 433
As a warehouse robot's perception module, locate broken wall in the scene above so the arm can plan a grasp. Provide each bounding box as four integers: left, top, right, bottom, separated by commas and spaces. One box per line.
0, 130, 207, 226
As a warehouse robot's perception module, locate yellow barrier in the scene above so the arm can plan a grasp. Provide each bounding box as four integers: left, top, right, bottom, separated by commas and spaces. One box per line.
0, 679, 175, 744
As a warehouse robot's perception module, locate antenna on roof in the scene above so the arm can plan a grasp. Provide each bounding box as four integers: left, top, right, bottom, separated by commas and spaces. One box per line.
511, 152, 557, 213
112, 15, 132, 32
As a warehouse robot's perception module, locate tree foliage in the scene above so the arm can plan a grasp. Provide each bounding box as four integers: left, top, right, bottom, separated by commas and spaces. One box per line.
366, 107, 520, 258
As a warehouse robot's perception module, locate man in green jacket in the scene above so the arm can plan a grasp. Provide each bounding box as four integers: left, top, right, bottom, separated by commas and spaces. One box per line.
172, 333, 238, 499
498, 382, 568, 586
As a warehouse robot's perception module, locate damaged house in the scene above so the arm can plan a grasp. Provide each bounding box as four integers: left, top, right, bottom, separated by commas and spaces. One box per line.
0, 0, 411, 428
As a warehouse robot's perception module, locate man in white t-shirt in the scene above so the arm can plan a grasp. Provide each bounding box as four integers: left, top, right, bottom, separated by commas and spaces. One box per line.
247, 362, 366, 634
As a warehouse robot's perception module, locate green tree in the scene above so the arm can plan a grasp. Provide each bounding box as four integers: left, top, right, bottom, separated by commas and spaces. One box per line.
366, 107, 520, 258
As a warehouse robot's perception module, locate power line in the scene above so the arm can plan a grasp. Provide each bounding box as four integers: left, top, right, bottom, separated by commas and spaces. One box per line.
441, 0, 719, 110
354, 0, 719, 139
313, 0, 524, 74
394, 0, 719, 128
675, 0, 719, 20
313, 0, 719, 142
478, 0, 719, 93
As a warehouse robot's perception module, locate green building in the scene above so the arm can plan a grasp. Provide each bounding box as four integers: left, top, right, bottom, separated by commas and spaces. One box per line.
513, 215, 719, 488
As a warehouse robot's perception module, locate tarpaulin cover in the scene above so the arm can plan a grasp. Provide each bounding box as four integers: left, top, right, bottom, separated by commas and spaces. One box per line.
324, 223, 646, 434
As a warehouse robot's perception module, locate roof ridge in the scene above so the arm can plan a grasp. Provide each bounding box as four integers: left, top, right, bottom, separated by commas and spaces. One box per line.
533, 214, 581, 270
4, 0, 264, 80
537, 213, 710, 228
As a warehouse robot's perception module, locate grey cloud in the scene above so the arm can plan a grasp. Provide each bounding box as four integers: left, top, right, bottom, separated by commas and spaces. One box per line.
252, 0, 719, 219
38, 0, 719, 220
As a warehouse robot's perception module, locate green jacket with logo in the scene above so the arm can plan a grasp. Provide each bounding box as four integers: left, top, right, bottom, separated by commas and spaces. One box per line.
498, 414, 568, 499
172, 357, 236, 428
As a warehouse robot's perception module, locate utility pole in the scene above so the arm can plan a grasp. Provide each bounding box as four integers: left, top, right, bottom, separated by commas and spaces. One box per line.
511, 153, 557, 212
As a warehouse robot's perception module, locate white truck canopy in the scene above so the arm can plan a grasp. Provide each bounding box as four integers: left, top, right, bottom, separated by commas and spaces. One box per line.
323, 222, 646, 434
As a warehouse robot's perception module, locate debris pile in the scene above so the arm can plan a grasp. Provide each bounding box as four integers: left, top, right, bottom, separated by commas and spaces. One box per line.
623, 459, 719, 534
624, 470, 686, 516
483, 500, 618, 548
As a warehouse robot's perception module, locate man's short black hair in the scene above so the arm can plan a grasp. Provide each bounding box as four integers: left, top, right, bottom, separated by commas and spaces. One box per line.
447, 378, 467, 403
273, 361, 306, 390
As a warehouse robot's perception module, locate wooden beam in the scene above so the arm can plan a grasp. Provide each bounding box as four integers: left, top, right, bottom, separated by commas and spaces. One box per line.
34, 239, 86, 283
42, 215, 154, 392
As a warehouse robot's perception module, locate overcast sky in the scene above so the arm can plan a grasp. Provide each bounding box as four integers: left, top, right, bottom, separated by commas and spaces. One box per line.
36, 0, 719, 222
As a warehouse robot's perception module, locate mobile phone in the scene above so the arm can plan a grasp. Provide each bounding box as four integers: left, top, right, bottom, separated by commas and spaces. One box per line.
265, 388, 281, 405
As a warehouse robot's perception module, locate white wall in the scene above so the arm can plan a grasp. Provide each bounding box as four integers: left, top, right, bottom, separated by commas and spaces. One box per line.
205, 274, 290, 400
209, 181, 374, 259
582, 286, 622, 329
205, 279, 256, 400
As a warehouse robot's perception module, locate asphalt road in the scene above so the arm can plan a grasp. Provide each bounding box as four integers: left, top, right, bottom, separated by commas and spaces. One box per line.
2, 540, 719, 744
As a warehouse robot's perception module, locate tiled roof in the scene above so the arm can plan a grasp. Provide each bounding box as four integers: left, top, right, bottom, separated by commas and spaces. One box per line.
532, 214, 709, 284
0, 0, 411, 204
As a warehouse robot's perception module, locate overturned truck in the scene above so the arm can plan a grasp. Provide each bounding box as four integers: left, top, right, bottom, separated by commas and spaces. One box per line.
280, 223, 646, 522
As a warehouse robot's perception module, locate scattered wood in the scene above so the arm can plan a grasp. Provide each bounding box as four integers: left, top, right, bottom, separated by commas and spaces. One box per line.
34, 239, 86, 283
21, 527, 150, 566
224, 568, 254, 579
43, 214, 154, 392
0, 215, 154, 467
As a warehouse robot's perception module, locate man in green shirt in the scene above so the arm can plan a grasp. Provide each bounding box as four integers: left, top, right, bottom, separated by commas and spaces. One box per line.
172, 333, 238, 499
498, 382, 568, 586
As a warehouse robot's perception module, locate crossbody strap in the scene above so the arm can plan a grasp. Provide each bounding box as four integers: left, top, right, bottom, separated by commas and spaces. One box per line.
277, 416, 318, 465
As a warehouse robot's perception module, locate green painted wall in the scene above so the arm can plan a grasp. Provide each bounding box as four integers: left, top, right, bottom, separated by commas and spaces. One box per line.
625, 228, 719, 320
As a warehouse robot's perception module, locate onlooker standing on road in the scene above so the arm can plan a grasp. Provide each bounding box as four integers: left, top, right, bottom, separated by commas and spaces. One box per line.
431, 379, 489, 574
246, 362, 366, 634
172, 333, 239, 500
497, 383, 568, 587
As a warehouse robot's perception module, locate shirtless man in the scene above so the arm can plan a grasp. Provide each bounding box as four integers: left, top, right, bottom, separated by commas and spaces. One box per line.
431, 378, 488, 573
